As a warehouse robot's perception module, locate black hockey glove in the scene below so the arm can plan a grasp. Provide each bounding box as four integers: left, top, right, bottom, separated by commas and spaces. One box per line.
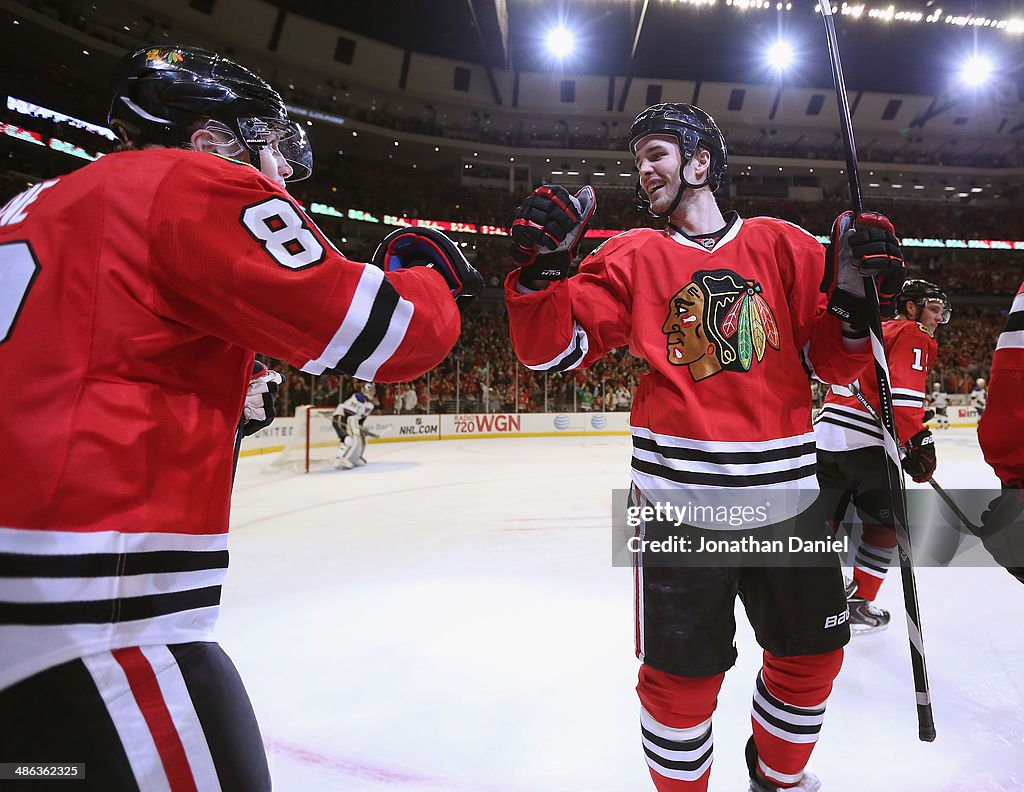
922, 409, 936, 423
977, 487, 1024, 585
823, 211, 906, 334
241, 365, 283, 437
372, 227, 484, 300
901, 428, 936, 483
510, 185, 596, 281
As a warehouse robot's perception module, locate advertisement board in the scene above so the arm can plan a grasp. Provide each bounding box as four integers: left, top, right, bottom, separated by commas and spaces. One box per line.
239, 412, 633, 457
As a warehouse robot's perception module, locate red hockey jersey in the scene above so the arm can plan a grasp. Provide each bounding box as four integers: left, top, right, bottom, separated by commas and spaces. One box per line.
0, 149, 459, 688
815, 319, 937, 452
978, 282, 1024, 487
505, 217, 870, 518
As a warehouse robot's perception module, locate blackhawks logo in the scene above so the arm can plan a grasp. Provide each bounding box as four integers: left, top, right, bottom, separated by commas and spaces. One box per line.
661, 268, 780, 382
146, 48, 184, 65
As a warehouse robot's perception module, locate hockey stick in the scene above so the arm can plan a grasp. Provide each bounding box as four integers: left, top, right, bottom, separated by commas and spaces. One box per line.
849, 383, 982, 534
927, 479, 982, 533
818, 4, 936, 742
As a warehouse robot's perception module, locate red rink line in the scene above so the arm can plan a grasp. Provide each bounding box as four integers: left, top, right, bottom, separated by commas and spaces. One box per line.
265, 739, 506, 790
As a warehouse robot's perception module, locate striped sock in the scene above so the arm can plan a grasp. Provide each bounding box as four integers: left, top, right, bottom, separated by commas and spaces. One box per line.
637, 665, 722, 791
750, 650, 842, 787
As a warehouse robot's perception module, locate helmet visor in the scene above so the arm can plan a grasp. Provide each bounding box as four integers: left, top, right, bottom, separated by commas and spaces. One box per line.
925, 298, 952, 325
237, 117, 312, 182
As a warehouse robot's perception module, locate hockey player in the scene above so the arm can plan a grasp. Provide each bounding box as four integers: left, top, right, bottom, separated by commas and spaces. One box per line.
333, 383, 376, 469
970, 377, 988, 418
504, 103, 905, 792
928, 381, 950, 430
815, 279, 950, 633
0, 45, 482, 790
976, 282, 1024, 584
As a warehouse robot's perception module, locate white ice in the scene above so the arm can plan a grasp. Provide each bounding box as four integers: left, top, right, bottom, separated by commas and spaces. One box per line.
226, 428, 1024, 791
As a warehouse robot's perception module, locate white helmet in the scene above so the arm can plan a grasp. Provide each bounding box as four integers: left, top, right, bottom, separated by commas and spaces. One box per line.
933, 382, 941, 390
976, 378, 986, 387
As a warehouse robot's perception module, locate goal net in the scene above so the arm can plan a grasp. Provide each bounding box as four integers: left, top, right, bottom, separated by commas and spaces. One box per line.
265, 405, 340, 473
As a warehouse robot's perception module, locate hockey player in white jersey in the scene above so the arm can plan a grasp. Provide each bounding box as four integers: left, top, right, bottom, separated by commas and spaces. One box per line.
333, 383, 376, 469
928, 382, 950, 430
970, 377, 988, 418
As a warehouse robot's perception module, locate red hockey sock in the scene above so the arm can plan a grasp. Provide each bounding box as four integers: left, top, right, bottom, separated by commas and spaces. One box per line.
750, 649, 843, 788
637, 664, 724, 792
853, 523, 897, 600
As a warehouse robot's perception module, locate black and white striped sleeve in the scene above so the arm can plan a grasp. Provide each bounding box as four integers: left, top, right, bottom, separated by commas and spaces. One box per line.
300, 265, 414, 380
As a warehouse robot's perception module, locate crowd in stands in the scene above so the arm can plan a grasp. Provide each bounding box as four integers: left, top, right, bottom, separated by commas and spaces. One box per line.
285, 159, 1024, 242
930, 306, 1008, 395
264, 306, 651, 418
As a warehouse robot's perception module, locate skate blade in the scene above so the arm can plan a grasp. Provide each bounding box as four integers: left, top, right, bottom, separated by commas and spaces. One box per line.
849, 621, 889, 635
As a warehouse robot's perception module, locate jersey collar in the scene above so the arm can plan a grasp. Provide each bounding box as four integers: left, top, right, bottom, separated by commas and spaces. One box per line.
667, 211, 742, 253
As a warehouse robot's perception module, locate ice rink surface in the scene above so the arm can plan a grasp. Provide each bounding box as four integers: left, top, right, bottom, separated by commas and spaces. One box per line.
227, 428, 1023, 791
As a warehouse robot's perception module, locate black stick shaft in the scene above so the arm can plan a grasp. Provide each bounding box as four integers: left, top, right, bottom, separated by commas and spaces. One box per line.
928, 478, 983, 533
817, 1, 935, 742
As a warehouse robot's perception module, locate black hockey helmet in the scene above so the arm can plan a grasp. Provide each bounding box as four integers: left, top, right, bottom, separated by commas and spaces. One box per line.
108, 45, 311, 181
629, 103, 727, 216
896, 278, 951, 323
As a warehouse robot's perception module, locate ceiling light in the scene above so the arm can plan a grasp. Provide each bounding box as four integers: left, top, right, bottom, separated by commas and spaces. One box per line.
766, 40, 795, 71
545, 26, 576, 58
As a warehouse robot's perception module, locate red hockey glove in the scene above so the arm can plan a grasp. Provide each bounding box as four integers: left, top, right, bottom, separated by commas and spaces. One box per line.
372, 227, 484, 299
510, 185, 596, 281
850, 212, 905, 317
901, 428, 936, 483
823, 211, 906, 332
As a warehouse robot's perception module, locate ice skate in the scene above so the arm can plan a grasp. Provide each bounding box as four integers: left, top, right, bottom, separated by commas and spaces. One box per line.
845, 578, 890, 634
746, 736, 821, 792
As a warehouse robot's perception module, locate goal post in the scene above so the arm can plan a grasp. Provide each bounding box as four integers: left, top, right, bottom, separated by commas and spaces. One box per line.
265, 405, 339, 473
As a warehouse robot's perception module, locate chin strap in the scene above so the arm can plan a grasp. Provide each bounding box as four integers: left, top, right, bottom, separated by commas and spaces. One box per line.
644, 158, 714, 219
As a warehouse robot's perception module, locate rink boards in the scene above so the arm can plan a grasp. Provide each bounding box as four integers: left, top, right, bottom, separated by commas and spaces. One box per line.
238, 410, 634, 457
239, 405, 982, 458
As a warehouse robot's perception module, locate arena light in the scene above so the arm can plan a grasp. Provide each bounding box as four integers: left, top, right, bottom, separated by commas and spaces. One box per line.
960, 54, 994, 86
766, 40, 795, 71
545, 26, 576, 58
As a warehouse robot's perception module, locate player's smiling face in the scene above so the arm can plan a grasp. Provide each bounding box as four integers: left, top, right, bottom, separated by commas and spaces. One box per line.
918, 299, 946, 333
635, 135, 681, 215
661, 282, 706, 365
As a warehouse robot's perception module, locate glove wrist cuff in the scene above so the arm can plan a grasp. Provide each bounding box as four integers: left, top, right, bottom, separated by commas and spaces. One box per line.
827, 289, 868, 332
520, 250, 572, 281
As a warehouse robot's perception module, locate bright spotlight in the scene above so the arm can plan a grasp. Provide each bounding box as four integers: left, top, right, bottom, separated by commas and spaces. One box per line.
545, 26, 576, 58
960, 55, 993, 87
766, 40, 794, 72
